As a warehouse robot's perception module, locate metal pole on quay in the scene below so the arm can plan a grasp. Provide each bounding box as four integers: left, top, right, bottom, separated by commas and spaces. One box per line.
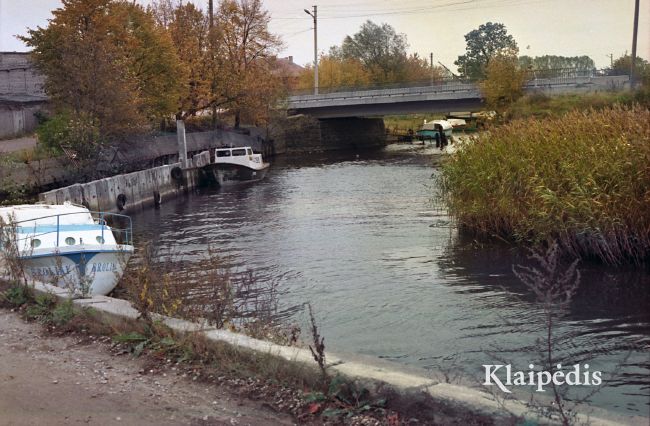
304, 5, 318, 95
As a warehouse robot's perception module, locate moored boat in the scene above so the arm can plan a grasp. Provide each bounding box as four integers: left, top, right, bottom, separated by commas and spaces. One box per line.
205, 146, 270, 186
417, 120, 454, 142
0, 202, 133, 296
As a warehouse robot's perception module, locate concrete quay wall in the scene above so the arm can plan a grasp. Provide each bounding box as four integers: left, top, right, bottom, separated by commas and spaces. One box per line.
38, 151, 210, 214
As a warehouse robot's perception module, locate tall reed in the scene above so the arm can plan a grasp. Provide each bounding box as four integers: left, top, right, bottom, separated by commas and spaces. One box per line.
440, 104, 650, 264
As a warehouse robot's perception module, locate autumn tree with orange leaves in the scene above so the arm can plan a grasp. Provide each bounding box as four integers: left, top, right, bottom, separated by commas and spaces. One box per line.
23, 0, 184, 137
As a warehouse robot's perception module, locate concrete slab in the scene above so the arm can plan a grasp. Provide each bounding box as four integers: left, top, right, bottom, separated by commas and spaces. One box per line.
72, 295, 141, 320
153, 314, 216, 333
203, 328, 344, 367
330, 361, 436, 390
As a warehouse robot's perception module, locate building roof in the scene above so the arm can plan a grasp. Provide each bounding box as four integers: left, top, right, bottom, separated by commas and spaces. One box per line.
275, 56, 305, 78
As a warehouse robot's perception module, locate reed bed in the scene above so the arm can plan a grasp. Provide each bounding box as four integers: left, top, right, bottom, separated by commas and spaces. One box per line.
440, 105, 650, 264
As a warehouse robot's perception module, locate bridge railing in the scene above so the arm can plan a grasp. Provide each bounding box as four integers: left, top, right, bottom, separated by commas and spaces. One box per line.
289, 76, 476, 97
289, 68, 629, 98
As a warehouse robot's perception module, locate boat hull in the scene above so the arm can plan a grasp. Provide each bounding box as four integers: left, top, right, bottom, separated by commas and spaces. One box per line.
22, 246, 133, 296
205, 163, 269, 186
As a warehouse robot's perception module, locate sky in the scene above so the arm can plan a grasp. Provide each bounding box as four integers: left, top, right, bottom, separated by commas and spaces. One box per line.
1, 0, 648, 72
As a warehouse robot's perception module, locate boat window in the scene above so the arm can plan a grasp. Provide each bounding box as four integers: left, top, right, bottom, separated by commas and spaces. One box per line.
31, 239, 41, 248
231, 149, 246, 156
247, 149, 253, 155
216, 150, 231, 157
65, 237, 76, 245
96, 236, 105, 244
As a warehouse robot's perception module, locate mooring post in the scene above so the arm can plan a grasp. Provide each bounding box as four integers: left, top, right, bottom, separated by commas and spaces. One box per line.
177, 120, 188, 168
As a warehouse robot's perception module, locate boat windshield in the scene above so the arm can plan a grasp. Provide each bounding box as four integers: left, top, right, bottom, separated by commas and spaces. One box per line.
216, 150, 231, 157
231, 149, 246, 156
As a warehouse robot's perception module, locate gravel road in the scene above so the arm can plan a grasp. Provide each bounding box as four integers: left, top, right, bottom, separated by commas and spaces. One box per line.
0, 310, 294, 426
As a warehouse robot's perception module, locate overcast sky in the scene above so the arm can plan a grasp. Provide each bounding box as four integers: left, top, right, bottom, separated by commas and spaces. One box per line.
1, 0, 648, 72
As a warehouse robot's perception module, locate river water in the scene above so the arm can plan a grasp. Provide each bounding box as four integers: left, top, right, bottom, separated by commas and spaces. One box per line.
128, 145, 649, 417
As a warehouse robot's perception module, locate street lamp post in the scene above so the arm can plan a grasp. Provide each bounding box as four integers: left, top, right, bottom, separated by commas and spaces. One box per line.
304, 6, 318, 95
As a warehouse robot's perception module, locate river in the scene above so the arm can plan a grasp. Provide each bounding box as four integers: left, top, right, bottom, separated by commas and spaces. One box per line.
128, 145, 649, 416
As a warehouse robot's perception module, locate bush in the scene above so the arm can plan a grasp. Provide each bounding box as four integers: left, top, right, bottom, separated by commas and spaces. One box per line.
1, 284, 32, 307
440, 104, 650, 264
36, 111, 103, 160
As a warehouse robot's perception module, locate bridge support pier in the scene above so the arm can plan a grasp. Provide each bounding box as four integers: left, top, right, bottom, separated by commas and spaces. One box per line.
271, 115, 386, 154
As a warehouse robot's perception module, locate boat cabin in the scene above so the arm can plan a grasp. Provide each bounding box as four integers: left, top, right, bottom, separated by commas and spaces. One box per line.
417, 120, 453, 141
0, 203, 131, 254
213, 146, 265, 170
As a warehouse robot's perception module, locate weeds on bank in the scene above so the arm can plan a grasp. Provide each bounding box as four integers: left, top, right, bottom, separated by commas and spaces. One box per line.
440, 104, 650, 264
0, 282, 77, 329
513, 243, 581, 425
119, 243, 300, 345
504, 92, 644, 120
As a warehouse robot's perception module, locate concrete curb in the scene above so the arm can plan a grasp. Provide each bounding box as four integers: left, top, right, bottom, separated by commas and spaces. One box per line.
3, 276, 646, 426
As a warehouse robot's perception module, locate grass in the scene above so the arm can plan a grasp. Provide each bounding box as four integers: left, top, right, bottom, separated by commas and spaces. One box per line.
504, 91, 645, 121
383, 114, 445, 134
440, 104, 650, 265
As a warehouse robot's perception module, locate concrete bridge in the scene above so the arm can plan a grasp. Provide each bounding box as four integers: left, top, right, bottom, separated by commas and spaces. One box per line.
287, 74, 630, 119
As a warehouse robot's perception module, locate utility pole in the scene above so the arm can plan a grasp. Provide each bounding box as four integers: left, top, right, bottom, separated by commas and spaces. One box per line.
304, 6, 318, 95
630, 0, 639, 88
209, 0, 217, 127
607, 53, 614, 68
430, 52, 434, 86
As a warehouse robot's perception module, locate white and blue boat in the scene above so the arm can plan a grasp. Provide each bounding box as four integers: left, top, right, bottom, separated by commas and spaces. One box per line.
205, 146, 270, 186
0, 202, 133, 296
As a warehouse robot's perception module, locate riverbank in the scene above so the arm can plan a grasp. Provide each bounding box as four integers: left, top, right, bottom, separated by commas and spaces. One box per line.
1, 267, 646, 425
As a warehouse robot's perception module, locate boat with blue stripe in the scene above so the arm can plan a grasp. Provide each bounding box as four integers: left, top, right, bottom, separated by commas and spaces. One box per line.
0, 202, 133, 296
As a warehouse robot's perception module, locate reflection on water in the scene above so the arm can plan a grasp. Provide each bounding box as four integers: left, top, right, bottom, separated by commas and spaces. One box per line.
128, 146, 649, 415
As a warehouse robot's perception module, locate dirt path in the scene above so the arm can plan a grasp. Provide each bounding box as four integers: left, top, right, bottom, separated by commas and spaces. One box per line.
0, 136, 37, 154
0, 310, 295, 426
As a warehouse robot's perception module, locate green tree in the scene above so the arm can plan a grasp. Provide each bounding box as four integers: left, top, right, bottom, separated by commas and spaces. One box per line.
612, 54, 649, 79
22, 0, 184, 136
37, 111, 102, 160
455, 22, 518, 79
336, 20, 409, 83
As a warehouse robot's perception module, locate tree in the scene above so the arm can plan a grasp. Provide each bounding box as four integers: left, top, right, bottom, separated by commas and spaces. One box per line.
455, 22, 518, 79
611, 53, 650, 79
213, 0, 283, 128
150, 1, 211, 119
22, 0, 184, 136
298, 56, 371, 91
518, 55, 595, 71
403, 53, 445, 83
479, 53, 527, 110
337, 20, 409, 83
